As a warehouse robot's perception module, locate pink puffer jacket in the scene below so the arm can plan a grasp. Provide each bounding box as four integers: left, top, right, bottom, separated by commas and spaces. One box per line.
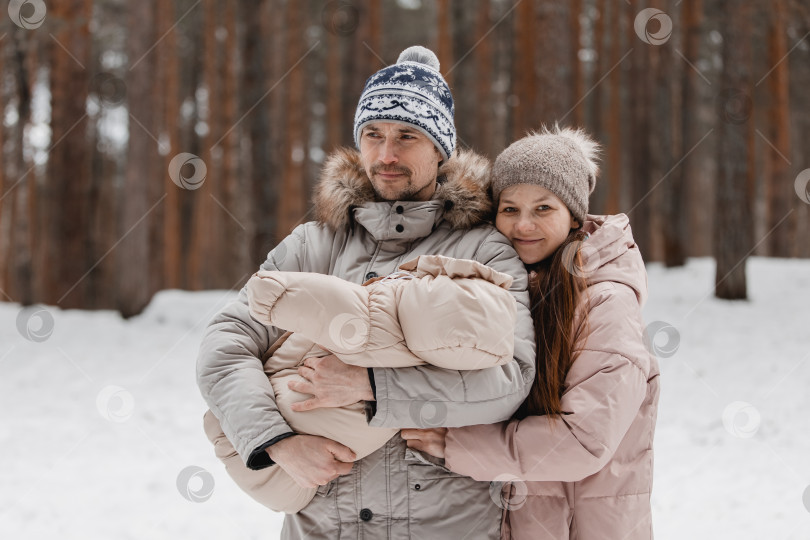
444, 214, 660, 540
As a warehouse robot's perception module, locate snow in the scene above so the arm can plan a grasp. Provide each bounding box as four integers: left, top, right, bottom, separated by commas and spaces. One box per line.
1, 257, 809, 539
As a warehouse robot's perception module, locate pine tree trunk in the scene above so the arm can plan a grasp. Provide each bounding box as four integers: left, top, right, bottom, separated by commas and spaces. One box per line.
278, 0, 307, 237
512, 0, 536, 138
118, 0, 157, 316
658, 0, 686, 267
569, 0, 584, 127
7, 27, 34, 304
679, 0, 704, 263
714, 0, 753, 300
628, 0, 653, 258
48, 0, 92, 309
606, 0, 622, 215
766, 0, 792, 257
475, 0, 493, 157
536, 0, 572, 125
160, 0, 182, 289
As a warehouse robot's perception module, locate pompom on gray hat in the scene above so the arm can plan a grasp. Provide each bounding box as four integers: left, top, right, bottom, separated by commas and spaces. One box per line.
354, 45, 456, 162
491, 125, 600, 224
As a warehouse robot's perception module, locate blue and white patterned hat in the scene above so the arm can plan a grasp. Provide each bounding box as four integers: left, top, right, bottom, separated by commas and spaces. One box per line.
354, 46, 456, 162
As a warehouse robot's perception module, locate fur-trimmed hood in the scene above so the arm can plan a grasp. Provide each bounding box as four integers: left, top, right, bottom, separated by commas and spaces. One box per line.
312, 147, 493, 231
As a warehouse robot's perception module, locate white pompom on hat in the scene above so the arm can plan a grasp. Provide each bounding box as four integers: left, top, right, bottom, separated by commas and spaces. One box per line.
354, 46, 456, 161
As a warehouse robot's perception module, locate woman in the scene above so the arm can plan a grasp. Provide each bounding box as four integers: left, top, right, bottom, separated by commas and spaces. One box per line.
402, 126, 660, 539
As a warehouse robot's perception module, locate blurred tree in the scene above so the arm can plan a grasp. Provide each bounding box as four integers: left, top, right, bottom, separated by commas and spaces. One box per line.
512, 0, 536, 138
47, 0, 92, 309
714, 0, 754, 299
627, 0, 654, 259
678, 0, 704, 265
656, 0, 686, 267
159, 0, 182, 289
118, 0, 157, 316
765, 0, 793, 258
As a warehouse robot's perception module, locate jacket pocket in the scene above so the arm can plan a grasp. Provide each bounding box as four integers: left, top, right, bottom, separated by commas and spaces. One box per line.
406, 453, 501, 539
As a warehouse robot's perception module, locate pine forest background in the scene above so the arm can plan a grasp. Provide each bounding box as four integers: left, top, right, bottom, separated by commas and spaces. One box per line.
1, 0, 808, 317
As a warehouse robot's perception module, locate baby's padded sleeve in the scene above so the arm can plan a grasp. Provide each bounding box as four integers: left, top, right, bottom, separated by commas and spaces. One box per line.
397, 275, 517, 370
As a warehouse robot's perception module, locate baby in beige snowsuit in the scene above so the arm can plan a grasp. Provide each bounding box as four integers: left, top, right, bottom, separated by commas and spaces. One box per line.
203, 254, 517, 513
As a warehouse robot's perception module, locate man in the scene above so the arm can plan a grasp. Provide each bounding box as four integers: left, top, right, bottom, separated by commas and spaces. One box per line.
197, 45, 535, 539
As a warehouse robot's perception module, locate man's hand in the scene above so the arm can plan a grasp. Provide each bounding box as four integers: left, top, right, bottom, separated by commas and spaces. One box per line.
400, 428, 448, 458
266, 434, 356, 488
288, 354, 374, 411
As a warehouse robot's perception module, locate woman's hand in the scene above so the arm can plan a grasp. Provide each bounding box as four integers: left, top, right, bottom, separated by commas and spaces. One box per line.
400, 428, 448, 458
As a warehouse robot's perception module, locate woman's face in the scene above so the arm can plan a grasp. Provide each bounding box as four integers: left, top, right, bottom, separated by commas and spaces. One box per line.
495, 184, 580, 265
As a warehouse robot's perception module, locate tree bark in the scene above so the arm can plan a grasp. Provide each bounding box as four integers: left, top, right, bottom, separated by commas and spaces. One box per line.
714, 0, 754, 299
765, 0, 793, 257
48, 0, 92, 309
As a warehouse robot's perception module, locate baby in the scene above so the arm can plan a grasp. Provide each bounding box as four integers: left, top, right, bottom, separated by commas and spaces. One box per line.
203, 253, 517, 513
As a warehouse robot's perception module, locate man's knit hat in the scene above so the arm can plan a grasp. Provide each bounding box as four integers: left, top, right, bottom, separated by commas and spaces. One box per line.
491, 126, 600, 224
354, 45, 455, 162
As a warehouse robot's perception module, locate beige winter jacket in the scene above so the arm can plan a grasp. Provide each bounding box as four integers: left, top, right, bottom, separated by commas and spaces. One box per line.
204, 254, 517, 513
196, 148, 536, 539
445, 214, 660, 540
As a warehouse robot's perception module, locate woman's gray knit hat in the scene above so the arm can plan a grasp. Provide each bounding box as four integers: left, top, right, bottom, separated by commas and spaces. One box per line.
354, 45, 455, 162
491, 126, 600, 224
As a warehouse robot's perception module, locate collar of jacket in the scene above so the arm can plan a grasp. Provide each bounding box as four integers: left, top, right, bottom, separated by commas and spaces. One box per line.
312, 147, 493, 241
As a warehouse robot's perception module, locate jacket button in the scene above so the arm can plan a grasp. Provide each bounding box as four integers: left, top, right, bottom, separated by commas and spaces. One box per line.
359, 508, 373, 521
396, 205, 404, 214
414, 483, 421, 491
395, 224, 404, 233
365, 272, 378, 280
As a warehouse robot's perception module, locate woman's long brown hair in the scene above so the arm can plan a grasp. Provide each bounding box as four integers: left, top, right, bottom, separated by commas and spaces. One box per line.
516, 228, 591, 419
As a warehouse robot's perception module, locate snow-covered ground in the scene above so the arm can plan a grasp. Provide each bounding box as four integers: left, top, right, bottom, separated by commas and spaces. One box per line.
1, 257, 808, 539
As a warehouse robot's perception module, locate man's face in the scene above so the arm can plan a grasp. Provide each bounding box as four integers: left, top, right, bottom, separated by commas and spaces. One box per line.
359, 122, 442, 202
